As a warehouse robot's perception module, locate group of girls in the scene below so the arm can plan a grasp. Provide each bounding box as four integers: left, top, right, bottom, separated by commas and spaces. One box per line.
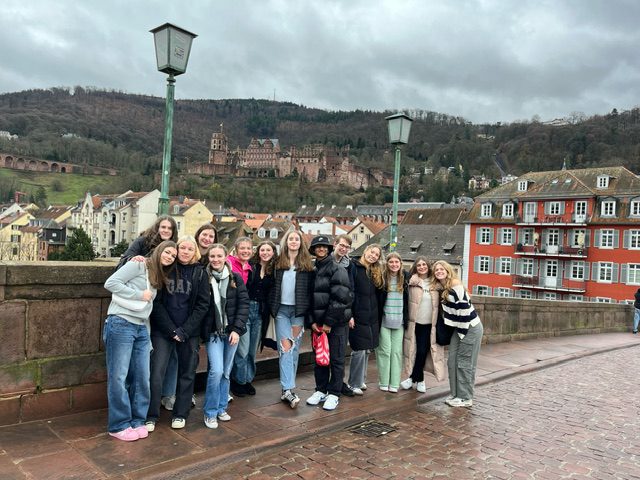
344, 244, 483, 409
102, 220, 483, 441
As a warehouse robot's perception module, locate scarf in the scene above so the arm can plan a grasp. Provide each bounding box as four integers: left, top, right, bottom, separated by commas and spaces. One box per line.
210, 266, 230, 334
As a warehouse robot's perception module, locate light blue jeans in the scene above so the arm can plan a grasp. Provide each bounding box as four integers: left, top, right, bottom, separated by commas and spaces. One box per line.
634, 308, 640, 332
275, 304, 304, 391
203, 334, 238, 418
103, 315, 151, 433
232, 300, 262, 385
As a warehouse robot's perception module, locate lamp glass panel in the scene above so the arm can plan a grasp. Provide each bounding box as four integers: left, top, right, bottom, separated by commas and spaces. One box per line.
387, 118, 402, 144
167, 28, 193, 73
153, 29, 169, 71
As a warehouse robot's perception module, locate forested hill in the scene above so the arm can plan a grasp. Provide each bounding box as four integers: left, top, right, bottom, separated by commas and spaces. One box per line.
0, 87, 639, 179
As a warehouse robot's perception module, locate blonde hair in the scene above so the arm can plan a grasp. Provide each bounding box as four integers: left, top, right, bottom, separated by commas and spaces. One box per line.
433, 260, 464, 302
360, 244, 384, 289
275, 230, 314, 272
384, 252, 405, 292
205, 243, 237, 288
176, 235, 201, 264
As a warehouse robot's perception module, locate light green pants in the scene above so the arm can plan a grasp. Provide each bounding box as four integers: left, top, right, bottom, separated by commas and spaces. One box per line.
376, 326, 404, 389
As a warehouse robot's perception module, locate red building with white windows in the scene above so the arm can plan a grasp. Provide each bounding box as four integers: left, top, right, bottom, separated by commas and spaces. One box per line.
465, 166, 640, 303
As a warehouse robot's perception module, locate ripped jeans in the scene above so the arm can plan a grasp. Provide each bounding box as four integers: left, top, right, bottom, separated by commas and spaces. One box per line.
275, 304, 304, 391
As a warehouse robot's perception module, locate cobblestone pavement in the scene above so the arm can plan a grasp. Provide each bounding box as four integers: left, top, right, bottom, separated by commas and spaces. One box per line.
207, 347, 640, 479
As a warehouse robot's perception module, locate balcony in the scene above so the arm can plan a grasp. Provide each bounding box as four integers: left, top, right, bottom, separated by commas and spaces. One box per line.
514, 244, 587, 258
516, 215, 588, 226
512, 275, 586, 292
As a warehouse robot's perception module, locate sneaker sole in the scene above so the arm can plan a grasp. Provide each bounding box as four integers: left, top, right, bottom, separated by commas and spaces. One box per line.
289, 398, 300, 408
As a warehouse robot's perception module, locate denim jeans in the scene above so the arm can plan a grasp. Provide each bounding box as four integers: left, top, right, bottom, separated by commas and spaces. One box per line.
348, 349, 369, 389
103, 315, 151, 433
313, 324, 348, 396
231, 300, 262, 385
275, 304, 304, 391
634, 308, 640, 332
376, 326, 403, 389
203, 334, 238, 418
161, 348, 178, 397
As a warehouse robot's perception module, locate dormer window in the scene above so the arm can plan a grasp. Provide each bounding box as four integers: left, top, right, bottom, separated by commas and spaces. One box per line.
270, 228, 278, 239
481, 203, 492, 217
597, 175, 610, 189
502, 203, 514, 218
517, 180, 528, 191
631, 199, 640, 217
173, 205, 180, 215
601, 200, 616, 217
258, 228, 266, 238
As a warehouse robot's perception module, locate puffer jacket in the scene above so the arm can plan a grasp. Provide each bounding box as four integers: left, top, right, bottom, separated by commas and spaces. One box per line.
402, 274, 446, 382
349, 259, 385, 351
309, 255, 352, 328
201, 269, 250, 340
268, 267, 314, 318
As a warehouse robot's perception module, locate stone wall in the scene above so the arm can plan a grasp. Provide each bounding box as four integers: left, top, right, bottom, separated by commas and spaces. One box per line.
0, 262, 632, 426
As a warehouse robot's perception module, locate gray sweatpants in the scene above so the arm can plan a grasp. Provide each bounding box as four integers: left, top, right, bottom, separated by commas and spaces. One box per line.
447, 322, 483, 400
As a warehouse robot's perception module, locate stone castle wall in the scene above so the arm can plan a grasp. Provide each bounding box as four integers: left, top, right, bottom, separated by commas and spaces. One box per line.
0, 262, 632, 426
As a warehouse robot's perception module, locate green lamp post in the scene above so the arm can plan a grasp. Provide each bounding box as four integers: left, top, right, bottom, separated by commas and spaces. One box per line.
385, 112, 413, 252
150, 23, 197, 215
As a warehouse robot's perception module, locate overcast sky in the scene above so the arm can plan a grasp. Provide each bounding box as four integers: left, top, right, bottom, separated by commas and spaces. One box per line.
1, 0, 639, 124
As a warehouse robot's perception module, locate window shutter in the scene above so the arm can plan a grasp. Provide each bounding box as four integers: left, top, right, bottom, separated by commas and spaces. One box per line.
585, 230, 591, 247
474, 256, 479, 273
487, 287, 493, 295
584, 262, 590, 280
613, 231, 620, 248
594, 230, 601, 248
621, 264, 628, 284
624, 230, 630, 249
591, 263, 599, 281
498, 228, 503, 243
544, 202, 550, 215
533, 259, 539, 275
495, 258, 500, 273
488, 259, 494, 274
560, 202, 565, 214
612, 263, 619, 283
510, 258, 516, 273
488, 228, 494, 244
472, 285, 478, 294
563, 263, 569, 279
475, 229, 481, 243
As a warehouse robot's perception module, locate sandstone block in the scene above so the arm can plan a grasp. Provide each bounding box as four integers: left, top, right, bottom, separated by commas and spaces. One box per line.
21, 389, 71, 422
71, 383, 107, 413
40, 353, 106, 389
0, 301, 26, 363
0, 396, 20, 426
0, 362, 37, 396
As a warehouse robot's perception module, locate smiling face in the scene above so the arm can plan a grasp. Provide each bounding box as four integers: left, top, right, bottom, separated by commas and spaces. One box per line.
160, 246, 177, 266
177, 240, 197, 265
415, 260, 430, 277
197, 228, 216, 252
208, 247, 227, 271
287, 233, 301, 253
258, 244, 275, 263
313, 245, 329, 260
434, 263, 449, 282
236, 241, 253, 263
387, 256, 401, 274
158, 220, 173, 241
334, 239, 351, 258
364, 246, 381, 265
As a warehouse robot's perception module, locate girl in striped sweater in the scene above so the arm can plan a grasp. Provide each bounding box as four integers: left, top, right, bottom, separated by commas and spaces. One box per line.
433, 260, 483, 408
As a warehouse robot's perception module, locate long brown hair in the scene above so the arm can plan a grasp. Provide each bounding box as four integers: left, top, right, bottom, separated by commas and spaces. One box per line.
359, 243, 384, 289
141, 215, 178, 250
275, 230, 314, 272
409, 255, 432, 278
384, 252, 405, 292
145, 240, 177, 289
251, 240, 277, 276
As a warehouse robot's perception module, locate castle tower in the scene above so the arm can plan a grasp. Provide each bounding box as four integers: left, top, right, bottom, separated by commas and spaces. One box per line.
208, 124, 229, 166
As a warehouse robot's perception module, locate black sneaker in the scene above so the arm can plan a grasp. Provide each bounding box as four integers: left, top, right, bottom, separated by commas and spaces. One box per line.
281, 390, 300, 408
230, 380, 246, 397
341, 383, 355, 397
246, 383, 256, 395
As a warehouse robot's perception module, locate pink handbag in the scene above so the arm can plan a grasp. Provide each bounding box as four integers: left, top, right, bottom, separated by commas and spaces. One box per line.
312, 331, 330, 366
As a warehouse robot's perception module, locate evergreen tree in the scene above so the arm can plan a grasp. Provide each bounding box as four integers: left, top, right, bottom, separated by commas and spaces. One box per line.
59, 228, 96, 261
110, 240, 129, 258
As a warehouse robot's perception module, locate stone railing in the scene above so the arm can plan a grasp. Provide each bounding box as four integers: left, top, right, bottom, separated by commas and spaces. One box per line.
0, 262, 632, 426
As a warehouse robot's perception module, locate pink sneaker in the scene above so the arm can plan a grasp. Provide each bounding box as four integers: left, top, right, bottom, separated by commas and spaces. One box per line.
109, 427, 139, 442
133, 426, 149, 439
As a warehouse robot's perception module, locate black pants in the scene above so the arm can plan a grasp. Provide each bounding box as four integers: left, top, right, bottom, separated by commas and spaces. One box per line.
148, 335, 200, 421
313, 323, 348, 397
410, 323, 432, 382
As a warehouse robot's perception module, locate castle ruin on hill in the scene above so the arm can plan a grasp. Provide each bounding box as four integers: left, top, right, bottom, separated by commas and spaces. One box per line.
187, 125, 393, 190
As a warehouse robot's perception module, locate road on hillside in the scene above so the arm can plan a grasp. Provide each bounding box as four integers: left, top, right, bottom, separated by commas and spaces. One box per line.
205, 346, 640, 479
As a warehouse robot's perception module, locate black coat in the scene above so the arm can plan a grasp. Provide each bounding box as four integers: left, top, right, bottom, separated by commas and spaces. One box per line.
380, 271, 410, 330
310, 255, 352, 328
201, 270, 250, 340
150, 263, 210, 340
349, 259, 385, 351
268, 267, 314, 319
116, 236, 149, 270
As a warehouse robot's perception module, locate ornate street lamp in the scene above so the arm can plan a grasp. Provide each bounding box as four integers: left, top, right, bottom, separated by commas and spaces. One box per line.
150, 23, 197, 215
385, 112, 413, 251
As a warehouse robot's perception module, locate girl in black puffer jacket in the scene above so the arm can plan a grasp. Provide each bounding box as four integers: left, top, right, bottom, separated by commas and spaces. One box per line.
201, 244, 249, 429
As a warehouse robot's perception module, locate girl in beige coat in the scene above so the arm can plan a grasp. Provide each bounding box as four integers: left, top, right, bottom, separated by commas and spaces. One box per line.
400, 257, 446, 392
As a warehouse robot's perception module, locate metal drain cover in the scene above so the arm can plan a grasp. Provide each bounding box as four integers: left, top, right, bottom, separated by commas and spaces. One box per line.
349, 420, 396, 437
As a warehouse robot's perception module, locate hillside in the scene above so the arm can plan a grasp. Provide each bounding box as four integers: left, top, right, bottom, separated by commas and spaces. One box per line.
0, 88, 639, 210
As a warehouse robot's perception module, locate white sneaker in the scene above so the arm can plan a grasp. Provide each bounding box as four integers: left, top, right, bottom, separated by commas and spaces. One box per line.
388, 386, 398, 393
416, 381, 426, 393
379, 385, 389, 392
204, 416, 218, 429
281, 390, 300, 408
400, 378, 414, 390
444, 395, 455, 405
228, 394, 233, 403
161, 395, 175, 411
361, 384, 368, 391
448, 397, 473, 408
322, 394, 339, 411
171, 418, 186, 429
144, 421, 155, 432
217, 411, 231, 422
347, 384, 364, 396
306, 391, 328, 406
191, 394, 197, 407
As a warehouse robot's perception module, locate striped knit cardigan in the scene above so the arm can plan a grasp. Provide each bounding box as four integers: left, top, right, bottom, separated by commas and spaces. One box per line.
441, 284, 479, 338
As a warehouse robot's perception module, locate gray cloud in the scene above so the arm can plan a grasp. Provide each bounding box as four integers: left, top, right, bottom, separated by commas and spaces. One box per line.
1, 0, 639, 123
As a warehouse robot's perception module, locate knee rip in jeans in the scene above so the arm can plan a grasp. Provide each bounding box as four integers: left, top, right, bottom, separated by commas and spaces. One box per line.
279, 325, 303, 354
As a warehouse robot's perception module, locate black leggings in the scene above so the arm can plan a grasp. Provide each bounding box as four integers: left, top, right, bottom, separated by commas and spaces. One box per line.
410, 323, 432, 382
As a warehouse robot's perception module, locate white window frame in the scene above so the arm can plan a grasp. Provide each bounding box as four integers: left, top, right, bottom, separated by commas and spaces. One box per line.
547, 229, 560, 247
597, 175, 609, 189
575, 201, 587, 218
548, 201, 561, 216
479, 228, 492, 245
629, 230, 640, 250
475, 285, 490, 295
517, 180, 528, 192
258, 228, 266, 238
601, 200, 616, 217
496, 287, 511, 298
627, 264, 640, 285
598, 262, 613, 283
571, 229, 586, 248
568, 294, 584, 302
631, 200, 640, 217
270, 228, 279, 239
600, 229, 614, 249
570, 261, 585, 280
595, 297, 612, 303
478, 256, 490, 273
499, 257, 512, 275
520, 258, 534, 277
502, 203, 514, 218
500, 228, 513, 245
518, 290, 533, 299
543, 292, 557, 301
481, 203, 492, 218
